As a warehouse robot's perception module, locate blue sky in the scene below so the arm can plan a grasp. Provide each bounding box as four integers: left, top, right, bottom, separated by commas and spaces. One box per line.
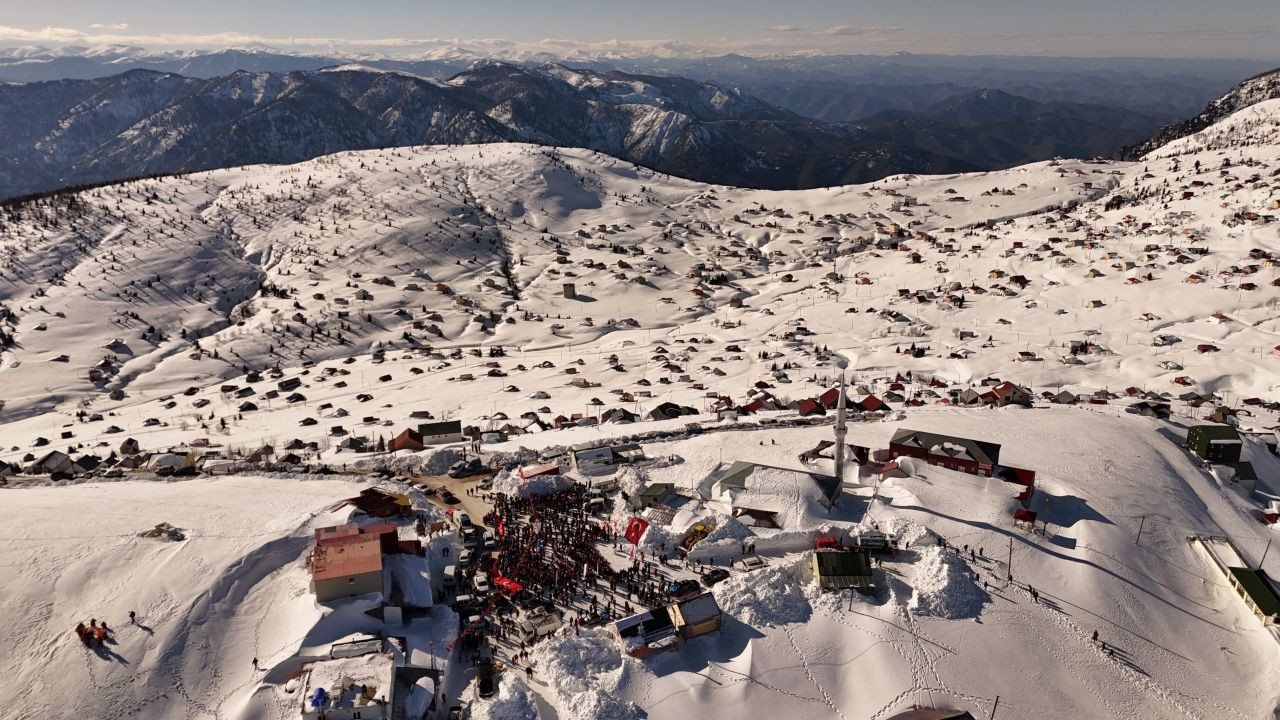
1, 0, 1277, 58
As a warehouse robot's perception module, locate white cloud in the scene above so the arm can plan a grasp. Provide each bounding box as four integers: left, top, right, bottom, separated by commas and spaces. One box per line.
89, 23, 129, 31
813, 25, 903, 37
768, 25, 802, 33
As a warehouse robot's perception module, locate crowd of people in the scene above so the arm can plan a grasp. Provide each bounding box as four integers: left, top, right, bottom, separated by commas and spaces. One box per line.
482, 485, 679, 615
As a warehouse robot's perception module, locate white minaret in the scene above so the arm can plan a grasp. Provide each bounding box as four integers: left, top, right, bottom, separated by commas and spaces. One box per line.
834, 368, 848, 484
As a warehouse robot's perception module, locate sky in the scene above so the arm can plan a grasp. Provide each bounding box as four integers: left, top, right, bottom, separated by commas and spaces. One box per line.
0, 0, 1278, 59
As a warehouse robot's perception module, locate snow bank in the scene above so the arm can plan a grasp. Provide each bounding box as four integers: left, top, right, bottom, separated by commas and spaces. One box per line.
471, 673, 539, 720
907, 545, 988, 619
614, 465, 647, 498
711, 556, 813, 627
490, 467, 572, 496
528, 631, 642, 720
689, 522, 843, 560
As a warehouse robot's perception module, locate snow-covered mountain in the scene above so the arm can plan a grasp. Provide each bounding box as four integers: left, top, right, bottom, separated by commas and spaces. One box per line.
1119, 66, 1280, 159
0, 63, 979, 201
0, 97, 1276, 427
1, 79, 1279, 720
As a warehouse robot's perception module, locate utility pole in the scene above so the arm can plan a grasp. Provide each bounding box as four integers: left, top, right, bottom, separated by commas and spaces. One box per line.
990, 696, 1000, 720
1135, 515, 1146, 545
1007, 537, 1013, 581
1262, 538, 1273, 568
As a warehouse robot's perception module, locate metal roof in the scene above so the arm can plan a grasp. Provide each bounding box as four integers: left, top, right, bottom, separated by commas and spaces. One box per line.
313, 535, 383, 582
890, 428, 1001, 467
1229, 567, 1280, 617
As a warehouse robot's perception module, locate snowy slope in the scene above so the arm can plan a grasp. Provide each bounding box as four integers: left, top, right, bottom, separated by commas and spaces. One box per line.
0, 93, 1278, 720
0, 476, 371, 719
0, 102, 1275, 450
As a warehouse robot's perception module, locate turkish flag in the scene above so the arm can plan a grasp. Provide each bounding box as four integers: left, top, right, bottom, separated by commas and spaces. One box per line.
624, 516, 649, 545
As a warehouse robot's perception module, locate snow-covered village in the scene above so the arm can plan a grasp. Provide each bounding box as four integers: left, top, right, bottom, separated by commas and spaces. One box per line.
1, 8, 1280, 720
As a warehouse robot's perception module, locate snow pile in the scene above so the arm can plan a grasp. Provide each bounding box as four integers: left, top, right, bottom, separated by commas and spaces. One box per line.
712, 556, 813, 627
907, 545, 988, 619
528, 631, 642, 720
694, 513, 754, 546
877, 516, 930, 548
470, 673, 539, 720
486, 446, 543, 468
614, 465, 648, 498
421, 447, 465, 476
632, 516, 680, 551
489, 467, 572, 496
353, 446, 463, 476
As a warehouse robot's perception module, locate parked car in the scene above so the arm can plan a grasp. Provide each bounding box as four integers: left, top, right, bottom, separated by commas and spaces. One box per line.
473, 572, 491, 593
666, 579, 701, 598
477, 663, 496, 699
448, 458, 486, 478
701, 568, 731, 587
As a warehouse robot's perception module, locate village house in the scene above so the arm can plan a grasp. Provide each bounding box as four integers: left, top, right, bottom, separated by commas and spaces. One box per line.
1186, 425, 1243, 463
570, 442, 646, 472
415, 420, 464, 445
888, 429, 1003, 477
612, 592, 724, 657
310, 523, 403, 603
299, 649, 394, 720
388, 428, 423, 453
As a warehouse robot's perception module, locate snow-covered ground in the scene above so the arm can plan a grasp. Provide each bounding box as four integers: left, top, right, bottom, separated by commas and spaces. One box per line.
0, 96, 1278, 719
0, 475, 370, 719
507, 406, 1280, 720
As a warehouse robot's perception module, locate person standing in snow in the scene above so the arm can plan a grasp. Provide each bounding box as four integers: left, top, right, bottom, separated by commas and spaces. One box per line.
129, 610, 136, 624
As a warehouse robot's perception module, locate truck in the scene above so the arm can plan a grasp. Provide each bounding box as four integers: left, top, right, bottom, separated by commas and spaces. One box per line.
513, 607, 563, 644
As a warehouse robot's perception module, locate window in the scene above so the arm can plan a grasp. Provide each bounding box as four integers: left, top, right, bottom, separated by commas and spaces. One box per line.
348, 577, 356, 584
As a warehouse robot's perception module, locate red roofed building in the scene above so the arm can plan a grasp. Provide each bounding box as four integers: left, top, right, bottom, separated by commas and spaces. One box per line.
312, 525, 385, 602
796, 398, 826, 417
857, 394, 887, 412
388, 428, 423, 453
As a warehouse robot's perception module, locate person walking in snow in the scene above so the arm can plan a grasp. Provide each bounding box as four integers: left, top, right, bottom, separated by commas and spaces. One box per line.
252, 657, 259, 671
128, 610, 136, 624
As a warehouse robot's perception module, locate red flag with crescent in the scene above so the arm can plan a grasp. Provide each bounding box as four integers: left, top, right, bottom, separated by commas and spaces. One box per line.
624, 516, 649, 545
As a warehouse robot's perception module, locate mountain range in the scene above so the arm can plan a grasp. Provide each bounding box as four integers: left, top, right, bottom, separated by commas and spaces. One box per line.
0, 59, 1223, 201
